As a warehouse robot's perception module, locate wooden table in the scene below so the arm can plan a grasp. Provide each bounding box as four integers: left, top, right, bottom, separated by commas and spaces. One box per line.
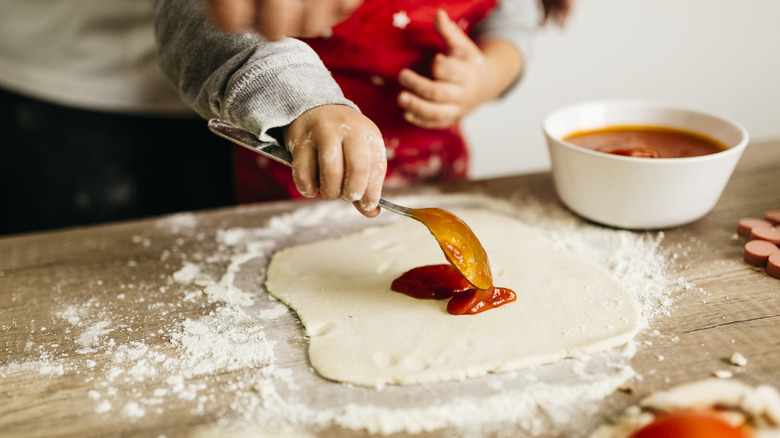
2, 140, 779, 438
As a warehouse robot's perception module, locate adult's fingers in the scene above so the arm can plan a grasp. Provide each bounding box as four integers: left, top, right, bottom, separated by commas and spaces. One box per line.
337, 0, 363, 19
205, 0, 365, 40
297, 0, 364, 37
298, 0, 333, 38
204, 0, 256, 33
255, 0, 295, 41
264, 0, 363, 39
205, 0, 293, 40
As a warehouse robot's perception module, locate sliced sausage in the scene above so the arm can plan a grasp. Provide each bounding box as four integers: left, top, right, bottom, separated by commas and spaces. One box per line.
750, 224, 780, 245
738, 217, 772, 238
744, 240, 780, 267
765, 210, 780, 225
767, 252, 780, 279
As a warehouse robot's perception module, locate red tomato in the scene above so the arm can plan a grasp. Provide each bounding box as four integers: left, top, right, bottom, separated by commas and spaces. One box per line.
630, 410, 752, 438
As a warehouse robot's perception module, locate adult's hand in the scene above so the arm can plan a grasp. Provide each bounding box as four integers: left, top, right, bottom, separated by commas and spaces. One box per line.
204, 0, 363, 40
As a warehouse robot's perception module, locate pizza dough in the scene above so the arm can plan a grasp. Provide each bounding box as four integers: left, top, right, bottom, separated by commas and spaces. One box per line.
265, 209, 641, 388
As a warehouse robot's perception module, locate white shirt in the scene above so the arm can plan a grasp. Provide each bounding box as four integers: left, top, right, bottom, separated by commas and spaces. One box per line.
0, 0, 192, 114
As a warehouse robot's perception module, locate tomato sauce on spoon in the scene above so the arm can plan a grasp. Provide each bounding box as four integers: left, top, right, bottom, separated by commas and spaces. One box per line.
409, 208, 493, 290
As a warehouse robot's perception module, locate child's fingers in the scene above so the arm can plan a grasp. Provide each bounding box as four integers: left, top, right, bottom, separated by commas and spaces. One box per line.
289, 134, 320, 198
354, 201, 380, 218
433, 9, 481, 60
317, 137, 345, 200
398, 92, 460, 129
287, 105, 384, 206
431, 54, 474, 84
398, 69, 461, 103
340, 130, 372, 202
356, 134, 386, 216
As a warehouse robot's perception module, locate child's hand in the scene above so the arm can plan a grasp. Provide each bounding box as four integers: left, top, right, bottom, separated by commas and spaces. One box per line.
285, 105, 387, 218
397, 9, 522, 129
396, 10, 488, 129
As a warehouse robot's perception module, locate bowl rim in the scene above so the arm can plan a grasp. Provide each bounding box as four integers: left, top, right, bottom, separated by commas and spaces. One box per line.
542, 99, 750, 165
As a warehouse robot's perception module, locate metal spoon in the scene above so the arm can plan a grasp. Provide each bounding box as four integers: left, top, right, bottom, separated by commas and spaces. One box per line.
207, 118, 493, 289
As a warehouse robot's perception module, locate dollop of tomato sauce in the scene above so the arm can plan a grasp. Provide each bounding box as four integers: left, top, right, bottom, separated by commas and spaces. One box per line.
391, 264, 516, 315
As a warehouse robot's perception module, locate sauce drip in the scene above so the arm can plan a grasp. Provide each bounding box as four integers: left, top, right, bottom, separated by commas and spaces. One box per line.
564, 126, 727, 159
409, 208, 493, 290
391, 264, 516, 315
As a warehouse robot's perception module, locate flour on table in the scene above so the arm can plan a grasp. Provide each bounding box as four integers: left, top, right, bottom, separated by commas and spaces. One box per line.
266, 208, 641, 388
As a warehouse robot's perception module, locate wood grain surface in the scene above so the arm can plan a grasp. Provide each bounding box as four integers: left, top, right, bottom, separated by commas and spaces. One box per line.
1, 140, 778, 438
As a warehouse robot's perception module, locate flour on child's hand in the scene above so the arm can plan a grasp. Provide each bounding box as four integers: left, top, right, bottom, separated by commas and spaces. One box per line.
286, 137, 298, 153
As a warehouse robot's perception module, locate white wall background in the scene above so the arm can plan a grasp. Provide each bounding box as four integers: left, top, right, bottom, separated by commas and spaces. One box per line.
463, 0, 780, 179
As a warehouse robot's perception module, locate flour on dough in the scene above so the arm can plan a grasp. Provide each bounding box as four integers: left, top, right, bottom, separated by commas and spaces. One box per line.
265, 209, 641, 388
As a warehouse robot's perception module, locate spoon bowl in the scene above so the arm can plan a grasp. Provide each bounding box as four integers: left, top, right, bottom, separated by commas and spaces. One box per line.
378, 200, 492, 290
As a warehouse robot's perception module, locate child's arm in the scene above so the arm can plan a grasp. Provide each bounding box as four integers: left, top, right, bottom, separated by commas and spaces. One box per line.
397, 4, 536, 129
154, 0, 385, 217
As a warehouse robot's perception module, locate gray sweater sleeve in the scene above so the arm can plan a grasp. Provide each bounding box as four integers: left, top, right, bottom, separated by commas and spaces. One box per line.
153, 0, 356, 144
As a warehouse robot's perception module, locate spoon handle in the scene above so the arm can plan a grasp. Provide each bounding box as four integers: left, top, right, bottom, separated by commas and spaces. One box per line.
377, 199, 412, 217
208, 118, 293, 166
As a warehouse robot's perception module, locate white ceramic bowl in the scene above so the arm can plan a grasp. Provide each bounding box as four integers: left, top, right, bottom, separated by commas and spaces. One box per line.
543, 100, 749, 229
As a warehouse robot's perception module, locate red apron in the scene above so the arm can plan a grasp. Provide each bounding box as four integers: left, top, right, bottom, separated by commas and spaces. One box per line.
235, 0, 498, 203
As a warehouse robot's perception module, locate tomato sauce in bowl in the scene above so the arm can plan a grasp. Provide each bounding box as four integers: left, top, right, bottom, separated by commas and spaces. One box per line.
563, 126, 727, 159
542, 100, 749, 229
